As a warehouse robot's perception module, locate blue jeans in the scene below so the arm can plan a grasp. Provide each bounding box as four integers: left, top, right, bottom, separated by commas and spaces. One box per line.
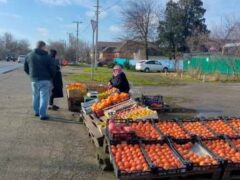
31, 80, 52, 118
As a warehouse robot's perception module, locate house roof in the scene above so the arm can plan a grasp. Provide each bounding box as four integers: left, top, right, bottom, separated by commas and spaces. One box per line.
114, 40, 159, 53
97, 41, 122, 51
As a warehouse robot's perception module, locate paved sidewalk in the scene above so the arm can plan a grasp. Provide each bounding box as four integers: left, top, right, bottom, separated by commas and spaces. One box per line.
0, 69, 114, 180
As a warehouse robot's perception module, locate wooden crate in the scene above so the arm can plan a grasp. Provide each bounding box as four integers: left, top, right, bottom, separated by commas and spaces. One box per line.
67, 97, 84, 112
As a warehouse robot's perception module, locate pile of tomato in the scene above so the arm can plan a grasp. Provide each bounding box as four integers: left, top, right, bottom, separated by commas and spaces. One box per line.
144, 144, 182, 170
205, 119, 237, 137
227, 118, 240, 132
231, 139, 240, 149
156, 122, 189, 139
111, 144, 149, 172
182, 121, 215, 138
204, 140, 240, 163
175, 142, 218, 166
130, 122, 161, 140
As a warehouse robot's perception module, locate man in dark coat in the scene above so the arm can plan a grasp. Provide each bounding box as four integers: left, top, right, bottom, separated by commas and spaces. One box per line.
109, 65, 130, 93
48, 49, 63, 110
24, 41, 56, 120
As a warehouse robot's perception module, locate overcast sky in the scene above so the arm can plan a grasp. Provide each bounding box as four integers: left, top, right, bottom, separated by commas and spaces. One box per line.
0, 0, 240, 47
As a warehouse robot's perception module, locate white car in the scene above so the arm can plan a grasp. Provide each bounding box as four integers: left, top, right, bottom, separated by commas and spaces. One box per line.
17, 55, 26, 63
135, 60, 169, 72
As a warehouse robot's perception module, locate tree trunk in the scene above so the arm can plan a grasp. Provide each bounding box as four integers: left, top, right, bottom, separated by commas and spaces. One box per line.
145, 38, 149, 60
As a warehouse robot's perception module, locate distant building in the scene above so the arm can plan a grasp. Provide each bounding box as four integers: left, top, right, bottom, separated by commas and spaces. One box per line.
97, 40, 161, 64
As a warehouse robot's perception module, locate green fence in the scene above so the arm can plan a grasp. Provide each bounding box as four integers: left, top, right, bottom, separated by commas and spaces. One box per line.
184, 56, 240, 75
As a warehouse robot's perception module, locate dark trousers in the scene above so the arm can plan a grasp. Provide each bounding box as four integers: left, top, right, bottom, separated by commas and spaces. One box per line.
49, 94, 54, 105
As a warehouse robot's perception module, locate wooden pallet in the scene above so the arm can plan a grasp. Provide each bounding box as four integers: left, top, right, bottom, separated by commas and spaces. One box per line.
83, 113, 104, 148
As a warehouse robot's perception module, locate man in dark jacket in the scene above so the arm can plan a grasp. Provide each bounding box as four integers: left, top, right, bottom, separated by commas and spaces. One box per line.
24, 41, 56, 120
109, 65, 130, 93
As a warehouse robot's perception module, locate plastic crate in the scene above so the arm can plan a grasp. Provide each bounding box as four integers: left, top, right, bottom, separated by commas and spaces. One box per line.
155, 119, 191, 143
178, 119, 218, 140
141, 94, 164, 110
140, 141, 190, 177
224, 117, 240, 135
106, 119, 164, 142
201, 117, 239, 138
108, 142, 152, 179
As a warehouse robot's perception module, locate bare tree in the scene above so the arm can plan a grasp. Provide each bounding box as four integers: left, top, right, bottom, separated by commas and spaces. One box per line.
211, 16, 240, 50
0, 33, 30, 59
186, 28, 209, 52
121, 0, 159, 59
48, 40, 66, 60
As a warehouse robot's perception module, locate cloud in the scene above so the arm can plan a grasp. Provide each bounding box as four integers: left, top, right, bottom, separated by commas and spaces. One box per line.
36, 27, 49, 37
109, 25, 122, 33
0, 0, 7, 3
85, 10, 107, 20
0, 12, 22, 19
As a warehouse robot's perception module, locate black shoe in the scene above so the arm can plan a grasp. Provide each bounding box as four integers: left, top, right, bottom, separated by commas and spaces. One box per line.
48, 105, 53, 110
40, 116, 49, 120
52, 105, 59, 110
35, 113, 39, 117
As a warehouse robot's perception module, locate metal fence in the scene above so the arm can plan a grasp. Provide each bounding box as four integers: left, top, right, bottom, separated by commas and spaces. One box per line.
183, 56, 240, 75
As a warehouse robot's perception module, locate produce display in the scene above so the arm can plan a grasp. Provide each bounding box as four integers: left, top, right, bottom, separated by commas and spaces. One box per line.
97, 88, 118, 100
144, 144, 182, 170
182, 121, 215, 138
114, 106, 156, 120
80, 81, 240, 179
174, 142, 218, 166
156, 122, 189, 139
111, 144, 149, 172
205, 119, 237, 137
204, 140, 240, 163
227, 118, 240, 131
130, 121, 161, 140
91, 92, 129, 114
66, 82, 87, 98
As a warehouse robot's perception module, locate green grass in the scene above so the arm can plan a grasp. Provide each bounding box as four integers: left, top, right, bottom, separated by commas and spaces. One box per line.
65, 67, 197, 86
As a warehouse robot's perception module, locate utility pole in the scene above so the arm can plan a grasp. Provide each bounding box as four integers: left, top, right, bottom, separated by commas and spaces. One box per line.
94, 0, 100, 68
73, 21, 82, 63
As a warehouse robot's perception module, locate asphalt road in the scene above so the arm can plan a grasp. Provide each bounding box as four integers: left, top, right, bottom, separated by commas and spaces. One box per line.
0, 61, 23, 74
0, 69, 115, 180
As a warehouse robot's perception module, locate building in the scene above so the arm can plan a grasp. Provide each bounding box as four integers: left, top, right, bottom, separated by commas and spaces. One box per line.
98, 40, 161, 64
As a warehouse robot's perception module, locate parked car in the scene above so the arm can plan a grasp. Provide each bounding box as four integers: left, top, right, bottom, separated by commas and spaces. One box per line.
6, 55, 17, 62
135, 60, 171, 72
17, 55, 26, 63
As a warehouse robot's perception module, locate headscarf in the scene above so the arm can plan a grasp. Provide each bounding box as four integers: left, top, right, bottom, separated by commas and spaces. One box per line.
113, 65, 122, 77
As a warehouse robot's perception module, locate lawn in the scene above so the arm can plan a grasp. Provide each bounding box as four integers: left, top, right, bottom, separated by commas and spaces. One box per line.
65, 67, 197, 86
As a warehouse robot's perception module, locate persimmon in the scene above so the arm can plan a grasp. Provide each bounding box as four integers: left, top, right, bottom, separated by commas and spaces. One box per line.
144, 144, 182, 170
204, 140, 240, 163
175, 142, 218, 166
182, 121, 215, 138
130, 122, 161, 140
111, 144, 149, 172
156, 122, 189, 139
205, 120, 237, 137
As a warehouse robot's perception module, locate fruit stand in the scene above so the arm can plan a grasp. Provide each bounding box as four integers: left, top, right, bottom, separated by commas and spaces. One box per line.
66, 82, 240, 180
